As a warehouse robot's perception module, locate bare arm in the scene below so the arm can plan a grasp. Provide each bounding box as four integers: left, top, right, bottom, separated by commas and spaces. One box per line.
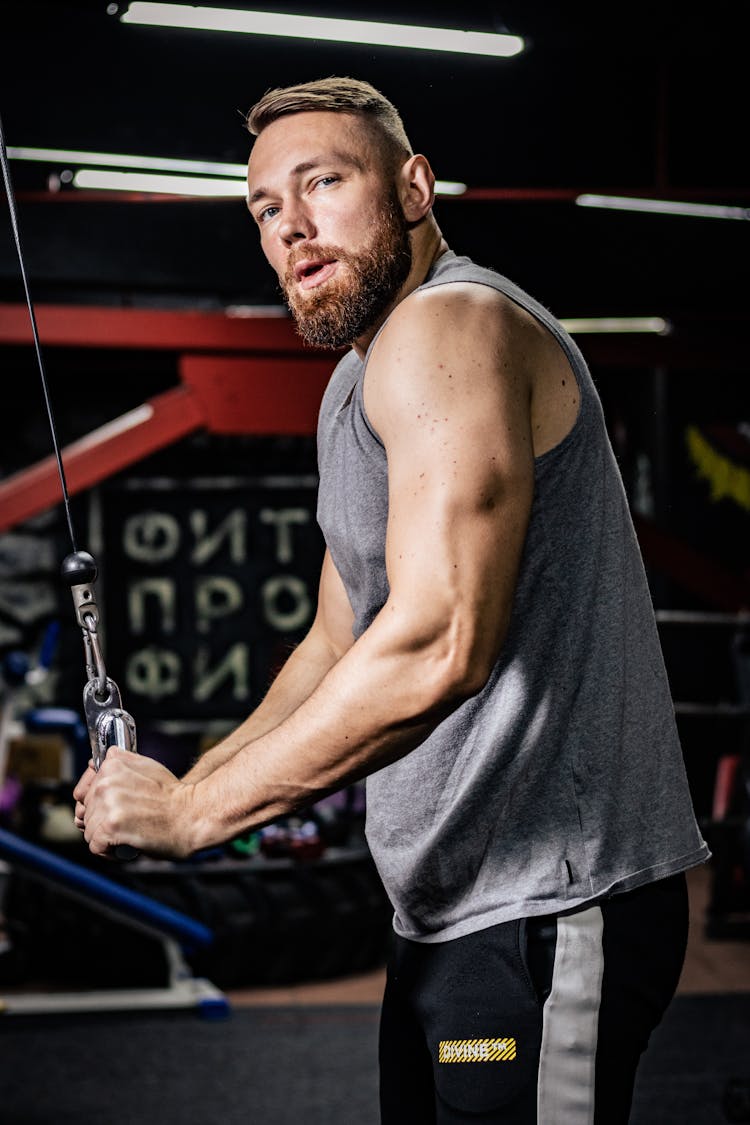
73, 548, 354, 828
80, 285, 535, 857
182, 549, 356, 782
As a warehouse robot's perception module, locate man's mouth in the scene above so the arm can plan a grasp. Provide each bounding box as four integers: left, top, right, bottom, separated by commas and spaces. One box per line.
293, 258, 339, 290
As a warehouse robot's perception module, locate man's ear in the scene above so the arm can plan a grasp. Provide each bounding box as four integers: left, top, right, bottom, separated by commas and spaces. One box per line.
397, 154, 435, 222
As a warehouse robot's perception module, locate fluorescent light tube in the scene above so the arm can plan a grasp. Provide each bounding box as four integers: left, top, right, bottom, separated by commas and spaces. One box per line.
121, 3, 524, 57
435, 181, 467, 196
73, 167, 466, 199
11, 146, 466, 197
73, 169, 248, 195
576, 194, 749, 221
560, 317, 671, 335
8, 145, 246, 177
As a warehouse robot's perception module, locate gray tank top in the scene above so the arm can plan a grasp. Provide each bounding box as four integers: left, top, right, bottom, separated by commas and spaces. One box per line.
317, 251, 709, 942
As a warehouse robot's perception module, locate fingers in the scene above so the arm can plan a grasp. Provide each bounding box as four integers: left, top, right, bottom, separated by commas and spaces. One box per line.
80, 748, 148, 856
72, 762, 96, 804
73, 761, 95, 832
82, 776, 132, 857
73, 755, 122, 849
76, 748, 185, 859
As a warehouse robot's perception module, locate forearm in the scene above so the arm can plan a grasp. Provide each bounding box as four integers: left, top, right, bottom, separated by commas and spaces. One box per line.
182, 627, 341, 784
186, 609, 472, 851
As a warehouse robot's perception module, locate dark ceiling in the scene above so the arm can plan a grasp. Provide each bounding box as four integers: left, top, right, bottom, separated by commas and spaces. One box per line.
1, 0, 748, 325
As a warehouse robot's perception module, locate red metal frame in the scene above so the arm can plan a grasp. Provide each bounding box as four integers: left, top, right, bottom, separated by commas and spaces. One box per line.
0, 387, 203, 533
1, 302, 747, 610
0, 303, 308, 353
632, 516, 750, 613
712, 754, 741, 822
0, 304, 335, 534
16, 186, 750, 205
180, 355, 334, 435
2, 301, 747, 372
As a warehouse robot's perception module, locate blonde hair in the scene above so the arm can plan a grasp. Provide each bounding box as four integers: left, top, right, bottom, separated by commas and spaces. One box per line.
246, 76, 413, 172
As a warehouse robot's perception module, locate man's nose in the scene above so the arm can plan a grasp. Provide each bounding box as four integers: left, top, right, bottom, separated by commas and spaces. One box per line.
278, 199, 316, 245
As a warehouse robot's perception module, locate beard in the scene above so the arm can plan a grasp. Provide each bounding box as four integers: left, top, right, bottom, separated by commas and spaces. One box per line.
281, 193, 412, 349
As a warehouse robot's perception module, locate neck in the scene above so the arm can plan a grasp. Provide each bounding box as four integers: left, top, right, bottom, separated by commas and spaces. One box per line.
352, 218, 449, 359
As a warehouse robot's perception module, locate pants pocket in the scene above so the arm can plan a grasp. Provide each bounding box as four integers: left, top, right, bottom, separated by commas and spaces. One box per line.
417, 920, 543, 1115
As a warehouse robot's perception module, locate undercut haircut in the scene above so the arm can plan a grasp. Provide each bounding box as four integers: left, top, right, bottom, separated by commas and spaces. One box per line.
246, 77, 414, 174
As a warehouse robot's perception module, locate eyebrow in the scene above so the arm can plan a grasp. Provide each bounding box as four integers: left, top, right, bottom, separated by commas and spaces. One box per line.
247, 150, 367, 210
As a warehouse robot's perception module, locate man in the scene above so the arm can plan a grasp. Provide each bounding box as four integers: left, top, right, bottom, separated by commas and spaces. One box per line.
75, 78, 709, 1122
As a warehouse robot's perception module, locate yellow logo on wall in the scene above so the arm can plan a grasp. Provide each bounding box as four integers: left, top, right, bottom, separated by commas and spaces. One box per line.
439, 1038, 517, 1063
685, 426, 750, 512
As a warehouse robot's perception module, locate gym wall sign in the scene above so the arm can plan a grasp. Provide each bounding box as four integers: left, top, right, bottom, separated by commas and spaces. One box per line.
99, 474, 324, 723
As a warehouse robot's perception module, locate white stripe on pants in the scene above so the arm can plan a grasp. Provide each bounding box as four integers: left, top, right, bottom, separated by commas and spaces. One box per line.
537, 904, 605, 1124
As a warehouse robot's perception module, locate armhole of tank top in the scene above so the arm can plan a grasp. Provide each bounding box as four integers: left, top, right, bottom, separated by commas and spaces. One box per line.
357, 328, 389, 449
359, 394, 386, 448
416, 274, 591, 466
528, 319, 591, 467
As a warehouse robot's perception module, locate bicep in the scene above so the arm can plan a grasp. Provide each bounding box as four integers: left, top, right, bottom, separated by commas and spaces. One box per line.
368, 292, 535, 671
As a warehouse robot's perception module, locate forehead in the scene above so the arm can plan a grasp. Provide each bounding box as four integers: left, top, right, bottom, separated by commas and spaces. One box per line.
247, 111, 377, 184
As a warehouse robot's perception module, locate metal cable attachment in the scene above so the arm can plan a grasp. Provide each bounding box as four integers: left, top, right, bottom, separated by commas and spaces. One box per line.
62, 551, 141, 862
82, 612, 108, 698
61, 550, 139, 754
63, 553, 109, 696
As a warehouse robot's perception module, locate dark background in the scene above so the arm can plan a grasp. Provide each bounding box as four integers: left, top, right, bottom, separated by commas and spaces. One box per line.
0, 1, 747, 809
0, 0, 748, 317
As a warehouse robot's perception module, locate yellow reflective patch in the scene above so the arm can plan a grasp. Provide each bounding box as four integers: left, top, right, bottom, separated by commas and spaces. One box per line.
439, 1037, 517, 1063
685, 425, 750, 511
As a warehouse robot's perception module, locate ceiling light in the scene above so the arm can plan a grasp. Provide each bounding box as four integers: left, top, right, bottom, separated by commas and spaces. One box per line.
11, 146, 466, 198
435, 181, 467, 196
73, 169, 248, 196
8, 145, 245, 177
560, 317, 671, 335
120, 3, 524, 57
576, 194, 749, 221
73, 168, 467, 199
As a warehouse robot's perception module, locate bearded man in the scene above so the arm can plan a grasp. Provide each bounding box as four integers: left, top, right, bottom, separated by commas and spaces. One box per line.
76, 77, 708, 1124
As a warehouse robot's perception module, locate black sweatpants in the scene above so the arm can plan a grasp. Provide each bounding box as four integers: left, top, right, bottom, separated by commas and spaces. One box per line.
379, 872, 689, 1124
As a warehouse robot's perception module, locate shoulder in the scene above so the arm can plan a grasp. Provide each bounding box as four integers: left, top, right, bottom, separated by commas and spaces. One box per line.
387, 280, 512, 337
370, 280, 541, 377
366, 281, 536, 398
364, 281, 534, 441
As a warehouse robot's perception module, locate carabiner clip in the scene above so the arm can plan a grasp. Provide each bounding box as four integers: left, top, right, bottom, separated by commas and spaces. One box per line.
82, 611, 108, 697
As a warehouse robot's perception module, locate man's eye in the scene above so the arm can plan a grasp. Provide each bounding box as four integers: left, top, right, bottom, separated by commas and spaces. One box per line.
258, 205, 279, 223
315, 175, 339, 188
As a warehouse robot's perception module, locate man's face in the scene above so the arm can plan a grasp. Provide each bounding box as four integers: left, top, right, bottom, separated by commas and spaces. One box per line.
247, 111, 412, 348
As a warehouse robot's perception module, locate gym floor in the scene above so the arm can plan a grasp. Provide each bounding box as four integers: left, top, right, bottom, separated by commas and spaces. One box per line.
225, 862, 750, 1009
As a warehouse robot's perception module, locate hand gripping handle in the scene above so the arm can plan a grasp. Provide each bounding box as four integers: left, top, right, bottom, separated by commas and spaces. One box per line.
99, 713, 140, 863
83, 678, 140, 862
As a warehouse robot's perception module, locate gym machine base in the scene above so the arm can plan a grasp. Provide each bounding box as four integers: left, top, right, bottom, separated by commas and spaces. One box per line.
0, 827, 229, 1018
